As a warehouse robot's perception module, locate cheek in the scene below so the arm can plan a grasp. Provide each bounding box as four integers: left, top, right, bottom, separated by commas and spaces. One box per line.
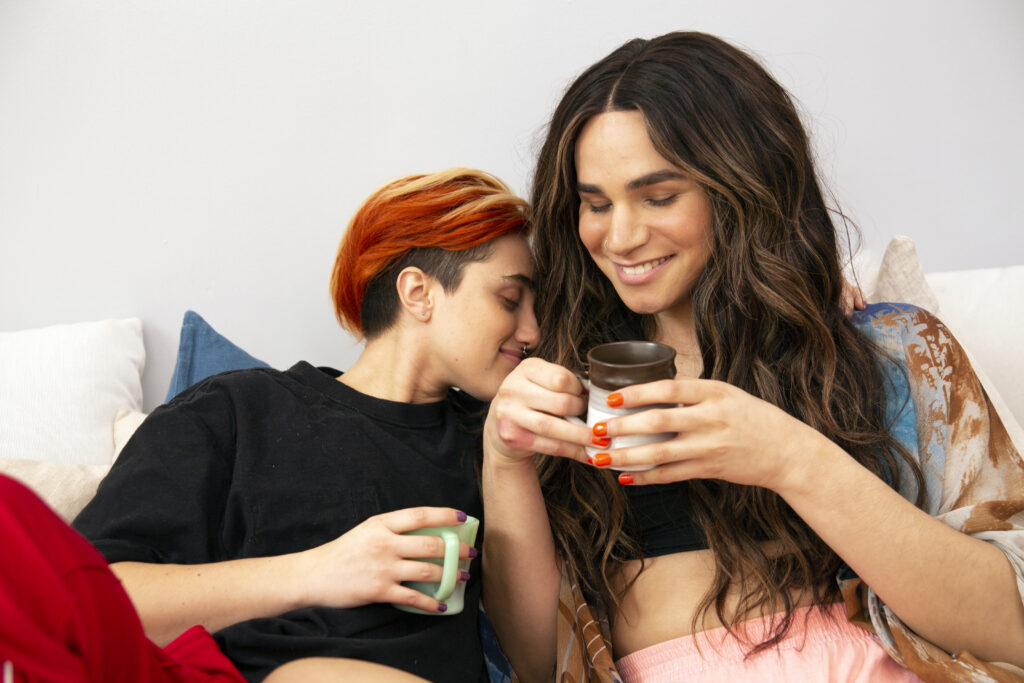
577, 213, 605, 254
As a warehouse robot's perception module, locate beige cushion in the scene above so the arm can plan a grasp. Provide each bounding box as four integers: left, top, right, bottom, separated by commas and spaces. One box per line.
0, 458, 110, 522
113, 407, 148, 457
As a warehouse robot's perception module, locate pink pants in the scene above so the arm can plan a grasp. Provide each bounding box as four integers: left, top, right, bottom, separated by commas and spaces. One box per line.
615, 603, 922, 682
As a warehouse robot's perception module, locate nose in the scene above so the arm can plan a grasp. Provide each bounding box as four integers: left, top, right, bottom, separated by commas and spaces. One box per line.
516, 300, 541, 349
603, 205, 648, 256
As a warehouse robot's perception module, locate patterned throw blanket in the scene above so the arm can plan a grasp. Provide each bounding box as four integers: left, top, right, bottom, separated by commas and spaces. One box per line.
484, 303, 1024, 683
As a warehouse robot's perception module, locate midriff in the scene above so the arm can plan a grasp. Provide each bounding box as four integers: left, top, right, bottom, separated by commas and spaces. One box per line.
610, 548, 818, 659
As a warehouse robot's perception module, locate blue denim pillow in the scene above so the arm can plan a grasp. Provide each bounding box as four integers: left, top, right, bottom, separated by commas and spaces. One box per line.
164, 310, 271, 402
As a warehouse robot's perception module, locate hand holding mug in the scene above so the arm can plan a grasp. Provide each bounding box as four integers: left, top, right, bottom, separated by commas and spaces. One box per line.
394, 515, 480, 616
567, 341, 678, 472
484, 357, 591, 465
299, 507, 476, 615
590, 376, 825, 493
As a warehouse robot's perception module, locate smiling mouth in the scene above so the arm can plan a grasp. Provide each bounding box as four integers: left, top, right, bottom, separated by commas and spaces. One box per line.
618, 256, 670, 276
500, 348, 523, 364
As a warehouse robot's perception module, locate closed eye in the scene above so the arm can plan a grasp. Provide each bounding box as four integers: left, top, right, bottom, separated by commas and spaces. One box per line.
500, 296, 521, 312
645, 195, 678, 208
581, 198, 611, 214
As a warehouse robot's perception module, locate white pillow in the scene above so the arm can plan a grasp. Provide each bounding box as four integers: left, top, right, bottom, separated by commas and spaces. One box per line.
0, 318, 145, 465
926, 266, 1024, 429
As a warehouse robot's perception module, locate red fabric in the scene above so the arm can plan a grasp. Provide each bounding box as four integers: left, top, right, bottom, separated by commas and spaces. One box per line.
0, 474, 244, 682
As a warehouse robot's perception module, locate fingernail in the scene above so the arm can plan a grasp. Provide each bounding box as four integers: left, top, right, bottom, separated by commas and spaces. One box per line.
459, 570, 471, 582
593, 452, 611, 467
618, 473, 634, 485
607, 393, 624, 407
586, 456, 593, 465
437, 602, 448, 613
591, 435, 611, 447
468, 546, 479, 558
456, 510, 467, 522
593, 422, 608, 437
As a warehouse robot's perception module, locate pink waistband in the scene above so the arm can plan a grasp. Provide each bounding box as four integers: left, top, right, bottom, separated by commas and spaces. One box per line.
615, 603, 921, 682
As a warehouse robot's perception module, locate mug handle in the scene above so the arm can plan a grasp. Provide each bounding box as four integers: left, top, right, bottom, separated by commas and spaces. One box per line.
430, 529, 461, 602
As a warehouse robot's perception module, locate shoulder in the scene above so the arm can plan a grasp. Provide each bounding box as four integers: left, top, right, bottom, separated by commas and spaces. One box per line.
849, 301, 941, 339
168, 363, 317, 408
849, 302, 954, 365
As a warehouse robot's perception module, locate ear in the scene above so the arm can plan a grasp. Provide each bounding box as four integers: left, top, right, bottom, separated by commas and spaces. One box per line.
395, 266, 436, 322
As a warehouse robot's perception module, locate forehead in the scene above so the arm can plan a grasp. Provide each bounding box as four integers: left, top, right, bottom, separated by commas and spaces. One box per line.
464, 234, 535, 283
575, 110, 672, 175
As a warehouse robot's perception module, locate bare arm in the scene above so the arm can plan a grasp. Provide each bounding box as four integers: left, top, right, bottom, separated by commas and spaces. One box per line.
112, 506, 474, 646
111, 554, 306, 646
780, 437, 1024, 666
602, 378, 1024, 666
481, 359, 589, 683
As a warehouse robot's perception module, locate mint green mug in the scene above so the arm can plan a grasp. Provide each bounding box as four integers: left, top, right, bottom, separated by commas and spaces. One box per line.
394, 515, 479, 615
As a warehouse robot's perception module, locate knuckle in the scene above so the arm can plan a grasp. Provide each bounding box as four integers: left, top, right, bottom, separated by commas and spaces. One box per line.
410, 507, 429, 526
367, 537, 390, 556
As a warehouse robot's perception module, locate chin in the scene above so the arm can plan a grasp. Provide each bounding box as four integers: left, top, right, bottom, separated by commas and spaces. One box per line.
457, 380, 500, 402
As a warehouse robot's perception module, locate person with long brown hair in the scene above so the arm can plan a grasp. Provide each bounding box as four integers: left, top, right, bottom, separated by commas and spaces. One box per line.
481, 33, 1024, 682
67, 168, 539, 683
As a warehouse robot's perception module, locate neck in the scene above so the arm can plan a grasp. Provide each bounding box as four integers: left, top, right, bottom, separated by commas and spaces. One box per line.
654, 304, 703, 378
338, 328, 448, 404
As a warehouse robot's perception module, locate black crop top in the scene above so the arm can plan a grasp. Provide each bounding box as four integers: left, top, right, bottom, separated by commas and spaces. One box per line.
624, 482, 707, 556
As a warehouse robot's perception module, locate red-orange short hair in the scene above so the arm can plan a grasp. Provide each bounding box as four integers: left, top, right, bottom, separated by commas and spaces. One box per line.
331, 168, 530, 338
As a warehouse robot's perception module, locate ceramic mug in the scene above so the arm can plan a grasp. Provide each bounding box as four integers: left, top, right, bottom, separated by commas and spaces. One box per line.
393, 514, 479, 616
569, 341, 677, 472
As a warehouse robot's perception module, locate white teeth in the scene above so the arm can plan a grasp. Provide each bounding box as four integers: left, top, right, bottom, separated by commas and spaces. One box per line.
620, 257, 668, 276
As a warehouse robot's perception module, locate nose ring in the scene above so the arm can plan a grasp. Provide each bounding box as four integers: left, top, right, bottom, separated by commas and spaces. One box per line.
521, 345, 529, 359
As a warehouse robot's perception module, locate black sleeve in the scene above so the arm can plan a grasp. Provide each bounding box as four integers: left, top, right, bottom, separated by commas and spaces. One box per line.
72, 379, 237, 565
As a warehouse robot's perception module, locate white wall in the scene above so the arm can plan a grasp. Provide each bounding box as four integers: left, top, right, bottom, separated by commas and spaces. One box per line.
1, 0, 1021, 411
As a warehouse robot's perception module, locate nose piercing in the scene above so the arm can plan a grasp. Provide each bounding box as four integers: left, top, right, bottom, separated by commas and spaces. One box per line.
521, 345, 529, 359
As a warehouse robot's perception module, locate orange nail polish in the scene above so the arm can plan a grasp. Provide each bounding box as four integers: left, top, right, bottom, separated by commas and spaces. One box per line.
592, 422, 608, 437
591, 435, 611, 447
607, 392, 624, 407
586, 456, 593, 465
618, 473, 634, 485
593, 453, 611, 467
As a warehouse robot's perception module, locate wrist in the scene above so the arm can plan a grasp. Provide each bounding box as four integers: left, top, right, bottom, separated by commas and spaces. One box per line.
772, 427, 847, 503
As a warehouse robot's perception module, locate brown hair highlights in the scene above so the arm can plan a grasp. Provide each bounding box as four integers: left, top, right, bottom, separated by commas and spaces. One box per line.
530, 32, 922, 652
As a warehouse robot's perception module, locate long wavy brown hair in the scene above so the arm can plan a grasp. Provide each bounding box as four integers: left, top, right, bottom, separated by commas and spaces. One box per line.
531, 31, 924, 652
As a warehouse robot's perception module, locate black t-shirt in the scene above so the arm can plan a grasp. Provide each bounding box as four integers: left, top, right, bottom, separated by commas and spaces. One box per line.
73, 362, 488, 683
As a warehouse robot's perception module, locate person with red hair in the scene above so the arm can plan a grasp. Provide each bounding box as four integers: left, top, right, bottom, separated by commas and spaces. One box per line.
5, 167, 541, 683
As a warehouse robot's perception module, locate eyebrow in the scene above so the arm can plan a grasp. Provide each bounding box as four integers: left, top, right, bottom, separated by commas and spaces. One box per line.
577, 169, 688, 195
504, 273, 536, 291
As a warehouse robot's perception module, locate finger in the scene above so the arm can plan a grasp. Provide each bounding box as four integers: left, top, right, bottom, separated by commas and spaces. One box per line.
387, 584, 451, 614
395, 557, 448, 584
608, 377, 722, 411
507, 370, 588, 420
597, 403, 697, 440
590, 428, 711, 470
613, 457, 711, 486
518, 357, 587, 396
380, 507, 470, 534
395, 535, 480, 562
